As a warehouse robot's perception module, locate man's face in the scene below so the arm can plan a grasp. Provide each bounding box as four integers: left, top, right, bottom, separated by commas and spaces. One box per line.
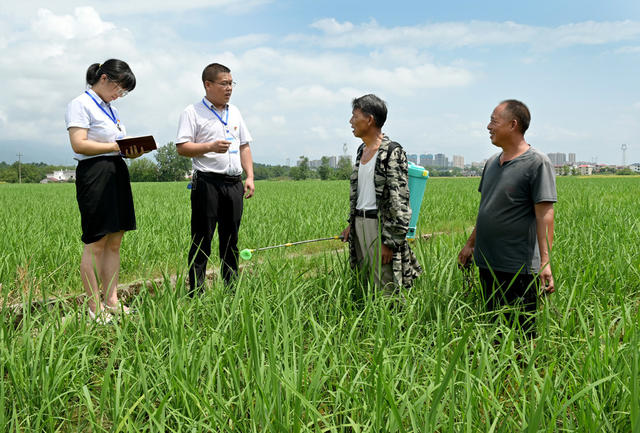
204, 72, 233, 107
350, 108, 372, 138
487, 103, 514, 147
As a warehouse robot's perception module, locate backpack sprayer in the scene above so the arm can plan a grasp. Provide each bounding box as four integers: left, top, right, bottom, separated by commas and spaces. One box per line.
239, 235, 344, 260
239, 161, 430, 260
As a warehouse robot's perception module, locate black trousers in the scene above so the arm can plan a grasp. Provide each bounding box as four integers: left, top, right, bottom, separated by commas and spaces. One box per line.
478, 267, 538, 337
189, 171, 244, 293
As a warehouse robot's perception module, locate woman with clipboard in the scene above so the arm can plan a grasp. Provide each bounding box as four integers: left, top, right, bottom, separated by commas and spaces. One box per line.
65, 59, 143, 322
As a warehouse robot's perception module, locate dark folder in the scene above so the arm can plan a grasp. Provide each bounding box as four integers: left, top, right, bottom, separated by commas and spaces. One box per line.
116, 135, 157, 154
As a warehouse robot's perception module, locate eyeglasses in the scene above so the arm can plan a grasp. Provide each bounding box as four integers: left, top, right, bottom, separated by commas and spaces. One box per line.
213, 80, 237, 88
108, 78, 129, 97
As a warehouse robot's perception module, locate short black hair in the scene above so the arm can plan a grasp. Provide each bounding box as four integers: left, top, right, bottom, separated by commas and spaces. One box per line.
202, 63, 231, 83
86, 59, 136, 91
352, 94, 387, 128
500, 99, 531, 134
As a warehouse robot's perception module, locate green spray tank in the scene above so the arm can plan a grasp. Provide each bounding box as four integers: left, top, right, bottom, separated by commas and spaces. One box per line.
407, 161, 429, 239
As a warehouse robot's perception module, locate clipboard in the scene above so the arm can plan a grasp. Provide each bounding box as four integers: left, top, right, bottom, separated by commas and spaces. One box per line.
116, 135, 158, 154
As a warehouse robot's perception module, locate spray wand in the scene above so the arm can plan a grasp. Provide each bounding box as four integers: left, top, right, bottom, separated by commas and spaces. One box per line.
240, 235, 344, 260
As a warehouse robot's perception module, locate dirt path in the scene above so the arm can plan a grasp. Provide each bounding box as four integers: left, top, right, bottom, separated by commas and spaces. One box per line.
3, 230, 456, 325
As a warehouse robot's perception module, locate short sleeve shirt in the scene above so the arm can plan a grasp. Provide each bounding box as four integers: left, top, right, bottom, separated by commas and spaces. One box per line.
65, 89, 126, 161
175, 99, 252, 175
474, 147, 557, 274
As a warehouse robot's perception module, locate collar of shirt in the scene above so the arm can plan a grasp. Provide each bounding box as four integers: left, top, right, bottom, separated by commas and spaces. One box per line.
203, 97, 228, 114
86, 88, 110, 107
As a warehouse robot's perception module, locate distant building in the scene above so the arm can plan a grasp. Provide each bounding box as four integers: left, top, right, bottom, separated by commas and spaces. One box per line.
421, 154, 434, 167
434, 153, 448, 168
407, 154, 418, 164
630, 163, 640, 173
471, 160, 486, 169
578, 164, 594, 176
42, 169, 76, 182
547, 152, 567, 166
452, 155, 464, 169
568, 153, 576, 164
309, 159, 322, 169
308, 156, 339, 169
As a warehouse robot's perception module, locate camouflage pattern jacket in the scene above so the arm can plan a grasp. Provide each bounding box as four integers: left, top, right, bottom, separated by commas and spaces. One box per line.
348, 135, 422, 288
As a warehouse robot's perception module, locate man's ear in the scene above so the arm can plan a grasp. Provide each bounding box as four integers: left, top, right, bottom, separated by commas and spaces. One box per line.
367, 114, 375, 127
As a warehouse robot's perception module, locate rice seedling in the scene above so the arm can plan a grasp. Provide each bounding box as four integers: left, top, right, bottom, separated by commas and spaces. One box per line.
0, 176, 638, 431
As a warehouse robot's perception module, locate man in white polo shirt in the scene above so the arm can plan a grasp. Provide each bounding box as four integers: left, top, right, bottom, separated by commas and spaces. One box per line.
176, 63, 254, 293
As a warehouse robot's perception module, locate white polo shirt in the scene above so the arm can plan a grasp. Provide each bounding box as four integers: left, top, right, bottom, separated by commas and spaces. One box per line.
175, 98, 252, 175
65, 89, 126, 161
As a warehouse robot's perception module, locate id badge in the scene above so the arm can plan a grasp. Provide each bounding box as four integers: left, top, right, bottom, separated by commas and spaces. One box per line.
226, 129, 238, 155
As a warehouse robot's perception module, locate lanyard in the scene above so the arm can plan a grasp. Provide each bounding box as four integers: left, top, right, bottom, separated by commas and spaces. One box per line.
202, 98, 228, 126
85, 91, 121, 131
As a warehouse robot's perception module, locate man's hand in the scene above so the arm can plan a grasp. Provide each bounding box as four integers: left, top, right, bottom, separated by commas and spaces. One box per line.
341, 225, 350, 243
244, 178, 255, 198
539, 264, 555, 295
458, 227, 476, 269
208, 140, 231, 153
457, 244, 474, 269
381, 243, 393, 265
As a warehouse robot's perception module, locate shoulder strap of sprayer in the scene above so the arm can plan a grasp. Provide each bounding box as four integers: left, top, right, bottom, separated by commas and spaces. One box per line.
385, 141, 401, 172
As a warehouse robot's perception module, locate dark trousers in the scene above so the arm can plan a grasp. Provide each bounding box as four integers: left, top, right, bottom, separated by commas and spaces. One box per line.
478, 268, 538, 337
188, 172, 244, 293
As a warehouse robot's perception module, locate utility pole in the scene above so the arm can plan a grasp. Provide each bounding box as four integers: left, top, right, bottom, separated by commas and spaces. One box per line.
16, 153, 23, 184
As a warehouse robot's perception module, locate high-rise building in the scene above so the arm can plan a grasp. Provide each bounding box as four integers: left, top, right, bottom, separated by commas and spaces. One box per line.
419, 154, 430, 167
568, 153, 576, 164
452, 155, 464, 169
407, 154, 418, 164
547, 152, 567, 166
434, 153, 448, 168
422, 154, 434, 167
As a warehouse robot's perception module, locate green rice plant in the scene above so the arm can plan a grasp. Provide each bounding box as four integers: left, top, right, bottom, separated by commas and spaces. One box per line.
1, 176, 639, 431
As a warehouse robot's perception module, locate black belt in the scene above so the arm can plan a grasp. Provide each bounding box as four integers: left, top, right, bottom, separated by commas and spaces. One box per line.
355, 209, 378, 219
196, 170, 242, 183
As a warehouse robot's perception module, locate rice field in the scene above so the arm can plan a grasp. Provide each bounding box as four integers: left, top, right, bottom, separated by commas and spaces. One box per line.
1, 177, 639, 432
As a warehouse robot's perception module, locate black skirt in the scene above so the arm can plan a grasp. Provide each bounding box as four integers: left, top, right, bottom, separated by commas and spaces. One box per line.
75, 156, 136, 244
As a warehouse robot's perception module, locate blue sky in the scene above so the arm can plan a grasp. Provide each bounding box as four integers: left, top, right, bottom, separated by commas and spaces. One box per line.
1, 0, 639, 166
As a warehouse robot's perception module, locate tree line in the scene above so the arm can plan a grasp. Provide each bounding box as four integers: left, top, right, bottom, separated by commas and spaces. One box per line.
6, 143, 634, 184
0, 145, 353, 183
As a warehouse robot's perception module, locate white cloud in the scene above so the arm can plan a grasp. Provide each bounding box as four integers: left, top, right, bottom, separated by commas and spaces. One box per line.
303, 18, 640, 51
311, 18, 355, 35
533, 124, 590, 141
271, 115, 285, 125
31, 7, 115, 40
0, 6, 637, 165
234, 47, 472, 97
616, 45, 640, 53
220, 34, 272, 49
4, 0, 272, 17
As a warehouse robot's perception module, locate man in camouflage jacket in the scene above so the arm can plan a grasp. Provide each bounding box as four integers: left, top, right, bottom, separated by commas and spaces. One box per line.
342, 94, 422, 291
